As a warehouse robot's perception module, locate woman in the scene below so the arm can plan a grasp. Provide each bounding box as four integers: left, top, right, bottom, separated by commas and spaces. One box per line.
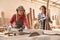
9, 6, 28, 29
38, 5, 52, 30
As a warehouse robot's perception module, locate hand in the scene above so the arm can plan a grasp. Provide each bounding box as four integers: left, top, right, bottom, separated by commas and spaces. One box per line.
8, 25, 12, 31
8, 25, 12, 28
40, 19, 43, 21
24, 26, 28, 29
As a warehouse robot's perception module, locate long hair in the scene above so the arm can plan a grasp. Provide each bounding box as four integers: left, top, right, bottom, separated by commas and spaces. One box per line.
16, 6, 25, 16
40, 5, 46, 16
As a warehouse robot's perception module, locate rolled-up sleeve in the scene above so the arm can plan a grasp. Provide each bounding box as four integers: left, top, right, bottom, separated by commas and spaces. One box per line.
38, 13, 41, 20
38, 13, 47, 21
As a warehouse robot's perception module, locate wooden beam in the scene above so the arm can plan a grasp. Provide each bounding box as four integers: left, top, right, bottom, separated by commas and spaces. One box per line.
27, 13, 31, 29
30, 8, 33, 26
33, 9, 35, 20
45, 0, 49, 30
1, 11, 5, 26
46, 0, 49, 15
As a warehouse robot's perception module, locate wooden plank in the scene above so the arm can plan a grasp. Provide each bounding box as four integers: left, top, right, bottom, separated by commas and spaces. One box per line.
27, 13, 31, 29
30, 8, 33, 28
33, 9, 35, 20
45, 0, 49, 30
1, 11, 5, 26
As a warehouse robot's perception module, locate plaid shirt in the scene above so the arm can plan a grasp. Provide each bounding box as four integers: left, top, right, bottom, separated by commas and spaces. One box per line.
38, 13, 47, 29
